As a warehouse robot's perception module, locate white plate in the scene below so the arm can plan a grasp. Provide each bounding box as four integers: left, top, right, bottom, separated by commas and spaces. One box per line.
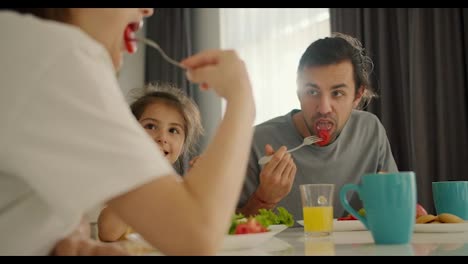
222, 224, 288, 250
269, 224, 288, 234
414, 222, 468, 233
296, 220, 468, 233
222, 231, 276, 250
126, 225, 288, 252
297, 219, 366, 232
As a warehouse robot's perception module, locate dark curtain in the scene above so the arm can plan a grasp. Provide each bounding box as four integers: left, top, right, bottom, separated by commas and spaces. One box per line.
145, 8, 194, 95
145, 8, 197, 174
331, 8, 468, 212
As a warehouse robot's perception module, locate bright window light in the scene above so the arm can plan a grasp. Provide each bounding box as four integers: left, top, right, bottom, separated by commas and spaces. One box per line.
220, 8, 331, 125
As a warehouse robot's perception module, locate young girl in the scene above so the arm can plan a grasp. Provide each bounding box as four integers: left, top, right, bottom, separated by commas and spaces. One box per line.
98, 83, 203, 242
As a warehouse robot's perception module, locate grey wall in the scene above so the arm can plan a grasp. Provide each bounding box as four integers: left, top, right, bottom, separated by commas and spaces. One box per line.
192, 8, 223, 151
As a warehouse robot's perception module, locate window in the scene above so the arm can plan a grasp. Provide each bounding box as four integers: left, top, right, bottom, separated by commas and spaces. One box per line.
220, 8, 330, 125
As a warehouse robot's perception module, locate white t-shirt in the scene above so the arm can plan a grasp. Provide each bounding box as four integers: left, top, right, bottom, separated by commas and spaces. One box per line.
0, 11, 175, 255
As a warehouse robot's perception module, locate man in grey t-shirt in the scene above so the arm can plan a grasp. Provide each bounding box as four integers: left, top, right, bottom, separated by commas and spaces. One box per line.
237, 33, 398, 222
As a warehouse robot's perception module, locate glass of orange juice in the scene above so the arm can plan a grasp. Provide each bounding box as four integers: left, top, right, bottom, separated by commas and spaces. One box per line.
299, 184, 335, 237
304, 237, 335, 256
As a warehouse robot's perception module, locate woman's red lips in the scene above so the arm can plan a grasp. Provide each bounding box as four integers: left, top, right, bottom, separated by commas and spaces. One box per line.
124, 26, 137, 54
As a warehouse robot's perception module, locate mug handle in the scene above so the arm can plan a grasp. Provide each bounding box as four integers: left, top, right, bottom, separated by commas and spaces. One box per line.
339, 184, 368, 229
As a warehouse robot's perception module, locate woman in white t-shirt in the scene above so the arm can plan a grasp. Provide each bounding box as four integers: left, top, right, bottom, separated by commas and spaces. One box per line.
0, 8, 255, 256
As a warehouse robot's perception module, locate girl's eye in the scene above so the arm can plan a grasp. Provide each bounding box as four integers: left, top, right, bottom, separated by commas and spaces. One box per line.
169, 128, 180, 134
144, 124, 157, 130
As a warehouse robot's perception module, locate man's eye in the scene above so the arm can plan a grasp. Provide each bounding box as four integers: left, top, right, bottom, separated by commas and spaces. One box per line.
332, 91, 345, 97
307, 90, 319, 96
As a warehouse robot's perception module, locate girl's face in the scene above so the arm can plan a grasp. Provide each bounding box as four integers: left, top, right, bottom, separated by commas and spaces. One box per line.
138, 101, 186, 164
69, 8, 154, 71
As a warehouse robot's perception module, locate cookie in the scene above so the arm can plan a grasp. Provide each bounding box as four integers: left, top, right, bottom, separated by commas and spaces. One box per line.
438, 213, 465, 223
416, 214, 437, 224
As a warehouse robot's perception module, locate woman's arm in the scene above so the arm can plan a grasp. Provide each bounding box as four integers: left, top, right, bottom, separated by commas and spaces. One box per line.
107, 50, 255, 255
97, 206, 129, 242
51, 216, 129, 256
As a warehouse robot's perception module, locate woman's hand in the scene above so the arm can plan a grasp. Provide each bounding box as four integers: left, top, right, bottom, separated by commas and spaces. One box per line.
51, 217, 129, 256
181, 49, 252, 102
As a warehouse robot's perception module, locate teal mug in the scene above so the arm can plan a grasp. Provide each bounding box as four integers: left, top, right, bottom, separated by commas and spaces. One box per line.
340, 172, 416, 244
432, 181, 468, 220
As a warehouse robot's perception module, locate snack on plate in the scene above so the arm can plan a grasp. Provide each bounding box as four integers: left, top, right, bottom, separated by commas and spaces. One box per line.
232, 218, 268, 235
416, 214, 437, 224
438, 213, 464, 223
228, 207, 294, 235
416, 213, 464, 224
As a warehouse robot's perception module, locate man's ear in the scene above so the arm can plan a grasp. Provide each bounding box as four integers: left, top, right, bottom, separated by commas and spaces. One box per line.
296, 77, 302, 101
353, 86, 365, 108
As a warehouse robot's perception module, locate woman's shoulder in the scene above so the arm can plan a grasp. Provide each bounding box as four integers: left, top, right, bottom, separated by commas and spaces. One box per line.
2, 11, 108, 63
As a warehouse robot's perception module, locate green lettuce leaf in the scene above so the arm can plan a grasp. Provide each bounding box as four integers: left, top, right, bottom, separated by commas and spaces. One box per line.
257, 207, 294, 227
276, 207, 294, 227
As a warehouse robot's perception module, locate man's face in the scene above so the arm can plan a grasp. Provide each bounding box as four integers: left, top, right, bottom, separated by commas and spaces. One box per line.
296, 60, 363, 145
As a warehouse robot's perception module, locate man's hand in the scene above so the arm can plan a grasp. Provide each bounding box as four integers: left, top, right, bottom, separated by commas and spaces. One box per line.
51, 217, 130, 256
255, 144, 296, 205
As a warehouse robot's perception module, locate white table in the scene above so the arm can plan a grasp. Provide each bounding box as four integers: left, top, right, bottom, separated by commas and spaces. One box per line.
215, 227, 468, 256
120, 226, 468, 256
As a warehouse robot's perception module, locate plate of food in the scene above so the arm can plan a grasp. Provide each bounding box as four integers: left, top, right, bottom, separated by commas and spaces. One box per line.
223, 218, 289, 250
297, 219, 367, 232
414, 222, 468, 233
127, 225, 287, 252
224, 207, 292, 250
222, 230, 277, 250
414, 213, 468, 233
268, 224, 288, 234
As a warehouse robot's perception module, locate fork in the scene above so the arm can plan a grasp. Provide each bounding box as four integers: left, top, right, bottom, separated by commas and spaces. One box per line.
258, 136, 322, 166
137, 37, 185, 70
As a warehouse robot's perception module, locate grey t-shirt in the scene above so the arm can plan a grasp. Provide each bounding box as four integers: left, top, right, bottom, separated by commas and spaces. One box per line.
239, 109, 398, 222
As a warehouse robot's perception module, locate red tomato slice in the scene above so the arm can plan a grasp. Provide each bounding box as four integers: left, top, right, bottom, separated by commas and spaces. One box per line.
338, 214, 357, 221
